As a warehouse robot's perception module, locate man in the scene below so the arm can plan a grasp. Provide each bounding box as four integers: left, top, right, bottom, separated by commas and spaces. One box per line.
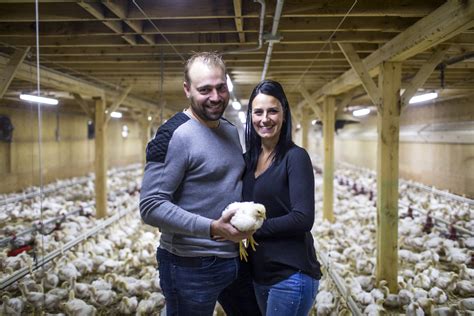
140, 52, 260, 315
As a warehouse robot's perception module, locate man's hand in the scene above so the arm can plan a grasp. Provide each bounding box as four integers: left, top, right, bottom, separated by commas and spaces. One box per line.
210, 208, 254, 242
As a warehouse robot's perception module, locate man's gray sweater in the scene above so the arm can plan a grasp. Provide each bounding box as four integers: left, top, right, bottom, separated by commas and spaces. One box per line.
140, 112, 245, 258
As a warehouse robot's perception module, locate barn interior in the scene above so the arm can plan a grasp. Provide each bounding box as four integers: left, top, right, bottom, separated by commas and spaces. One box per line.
0, 1, 473, 315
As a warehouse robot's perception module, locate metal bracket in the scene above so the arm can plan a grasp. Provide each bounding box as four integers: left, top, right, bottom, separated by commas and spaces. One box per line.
263, 32, 282, 43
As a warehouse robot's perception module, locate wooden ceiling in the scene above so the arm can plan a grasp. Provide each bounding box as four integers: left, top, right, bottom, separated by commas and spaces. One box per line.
0, 0, 473, 120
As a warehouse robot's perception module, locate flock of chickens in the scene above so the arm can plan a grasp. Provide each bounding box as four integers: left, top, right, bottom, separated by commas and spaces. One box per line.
0, 162, 473, 315
1, 166, 165, 315
312, 163, 473, 315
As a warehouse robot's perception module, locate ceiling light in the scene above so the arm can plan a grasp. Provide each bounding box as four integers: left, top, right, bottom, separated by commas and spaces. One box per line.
226, 74, 234, 92
110, 111, 122, 118
238, 111, 246, 123
232, 101, 241, 110
121, 125, 129, 138
20, 94, 58, 105
311, 120, 317, 125
353, 108, 370, 117
409, 92, 438, 104
148, 115, 152, 121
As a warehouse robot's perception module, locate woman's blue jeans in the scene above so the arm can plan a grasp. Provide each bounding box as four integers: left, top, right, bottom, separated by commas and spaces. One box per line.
156, 247, 239, 316
253, 272, 319, 316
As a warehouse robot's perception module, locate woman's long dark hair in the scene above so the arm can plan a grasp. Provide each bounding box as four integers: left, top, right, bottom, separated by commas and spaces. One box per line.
244, 79, 294, 170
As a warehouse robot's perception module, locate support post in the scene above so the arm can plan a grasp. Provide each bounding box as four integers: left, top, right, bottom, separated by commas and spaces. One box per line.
322, 96, 335, 223
376, 62, 401, 293
141, 113, 153, 168
94, 97, 107, 218
301, 107, 311, 150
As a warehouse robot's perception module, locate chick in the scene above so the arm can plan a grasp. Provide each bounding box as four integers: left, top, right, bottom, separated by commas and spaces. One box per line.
223, 202, 266, 261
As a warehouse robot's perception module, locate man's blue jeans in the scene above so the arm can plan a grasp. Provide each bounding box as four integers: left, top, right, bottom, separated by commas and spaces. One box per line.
253, 272, 319, 316
156, 247, 239, 316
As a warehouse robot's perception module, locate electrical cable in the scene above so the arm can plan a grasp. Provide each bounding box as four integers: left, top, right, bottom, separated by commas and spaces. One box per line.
291, 0, 358, 92
132, 0, 186, 62
33, 0, 47, 305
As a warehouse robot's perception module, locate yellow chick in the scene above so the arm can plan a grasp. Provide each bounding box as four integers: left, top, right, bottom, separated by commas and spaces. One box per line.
223, 202, 266, 261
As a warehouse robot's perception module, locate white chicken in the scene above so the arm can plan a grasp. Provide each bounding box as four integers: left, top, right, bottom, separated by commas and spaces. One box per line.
222, 202, 266, 261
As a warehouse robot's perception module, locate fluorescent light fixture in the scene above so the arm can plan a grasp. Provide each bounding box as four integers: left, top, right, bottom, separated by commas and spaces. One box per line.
232, 100, 241, 110
110, 111, 122, 118
226, 74, 234, 92
148, 115, 152, 121
353, 108, 370, 117
20, 94, 58, 105
409, 92, 438, 104
121, 125, 129, 138
238, 111, 246, 123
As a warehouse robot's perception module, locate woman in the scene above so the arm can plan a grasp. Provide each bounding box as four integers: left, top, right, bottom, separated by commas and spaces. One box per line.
243, 80, 321, 315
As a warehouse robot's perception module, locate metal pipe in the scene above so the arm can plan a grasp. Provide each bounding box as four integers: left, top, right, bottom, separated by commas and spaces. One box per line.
398, 201, 473, 237
436, 51, 474, 70
0, 202, 95, 248
406, 181, 474, 205
0, 204, 136, 290
0, 164, 140, 207
314, 240, 364, 316
261, 0, 284, 80
0, 178, 89, 207
223, 0, 266, 54
336, 161, 473, 205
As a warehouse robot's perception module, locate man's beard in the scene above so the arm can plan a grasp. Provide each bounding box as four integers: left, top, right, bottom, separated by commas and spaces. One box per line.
191, 99, 227, 122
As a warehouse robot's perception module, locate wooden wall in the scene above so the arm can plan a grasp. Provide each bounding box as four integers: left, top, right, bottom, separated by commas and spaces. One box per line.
0, 105, 143, 194
299, 97, 474, 198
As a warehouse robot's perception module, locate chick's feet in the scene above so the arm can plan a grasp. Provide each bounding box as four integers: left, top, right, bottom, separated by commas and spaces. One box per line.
249, 236, 259, 251
239, 241, 249, 262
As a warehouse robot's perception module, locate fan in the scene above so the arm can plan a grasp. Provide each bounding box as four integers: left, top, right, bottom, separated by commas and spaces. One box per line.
0, 115, 14, 142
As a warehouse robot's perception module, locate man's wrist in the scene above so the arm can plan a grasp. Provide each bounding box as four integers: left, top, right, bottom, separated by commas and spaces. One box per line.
210, 220, 217, 238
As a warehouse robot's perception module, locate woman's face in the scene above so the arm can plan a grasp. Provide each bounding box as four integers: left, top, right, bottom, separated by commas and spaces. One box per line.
251, 93, 284, 143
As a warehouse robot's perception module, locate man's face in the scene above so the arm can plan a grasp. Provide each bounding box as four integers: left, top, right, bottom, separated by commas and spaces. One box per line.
183, 60, 230, 122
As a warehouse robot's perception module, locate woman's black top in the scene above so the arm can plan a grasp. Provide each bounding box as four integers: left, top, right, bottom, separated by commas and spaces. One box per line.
243, 145, 321, 285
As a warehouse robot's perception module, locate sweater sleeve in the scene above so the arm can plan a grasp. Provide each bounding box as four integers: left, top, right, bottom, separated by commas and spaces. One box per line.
139, 127, 212, 238
255, 148, 315, 238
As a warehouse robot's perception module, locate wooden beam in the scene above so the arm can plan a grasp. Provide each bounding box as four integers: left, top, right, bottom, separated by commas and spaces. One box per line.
94, 97, 108, 219
233, 0, 245, 43
77, 2, 137, 45
322, 96, 335, 223
298, 86, 322, 119
71, 93, 93, 118
0, 54, 104, 96
103, 1, 156, 45
140, 112, 152, 168
77, 2, 121, 33
301, 107, 311, 150
35, 43, 379, 56
296, 0, 474, 106
376, 61, 401, 293
401, 46, 450, 107
338, 42, 381, 105
0, 47, 30, 99
105, 85, 133, 124
336, 88, 362, 114
0, 55, 173, 117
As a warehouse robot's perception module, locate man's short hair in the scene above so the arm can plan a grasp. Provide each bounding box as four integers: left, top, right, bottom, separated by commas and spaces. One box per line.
184, 52, 227, 84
